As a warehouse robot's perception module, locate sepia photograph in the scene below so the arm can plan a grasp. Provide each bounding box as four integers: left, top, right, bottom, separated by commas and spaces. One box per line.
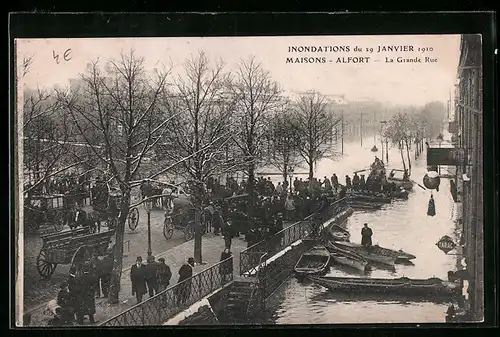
13, 33, 484, 327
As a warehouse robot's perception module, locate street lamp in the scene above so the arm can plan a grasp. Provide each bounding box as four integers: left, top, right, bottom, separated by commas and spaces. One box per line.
143, 197, 153, 257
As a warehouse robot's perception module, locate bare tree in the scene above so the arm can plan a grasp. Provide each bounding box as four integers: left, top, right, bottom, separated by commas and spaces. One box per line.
56, 50, 175, 304
161, 50, 236, 263
230, 56, 283, 194
384, 111, 416, 175
22, 87, 88, 194
266, 104, 303, 184
292, 91, 340, 179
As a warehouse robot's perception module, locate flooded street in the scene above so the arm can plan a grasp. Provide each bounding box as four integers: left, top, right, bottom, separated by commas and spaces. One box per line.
262, 136, 458, 324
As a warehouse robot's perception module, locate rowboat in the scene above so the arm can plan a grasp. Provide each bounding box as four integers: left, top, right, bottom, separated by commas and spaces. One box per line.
387, 169, 414, 190
347, 201, 383, 211
348, 193, 392, 204
334, 241, 416, 264
328, 241, 395, 267
391, 189, 409, 199
328, 224, 350, 242
308, 275, 460, 297
294, 245, 331, 275
327, 242, 368, 271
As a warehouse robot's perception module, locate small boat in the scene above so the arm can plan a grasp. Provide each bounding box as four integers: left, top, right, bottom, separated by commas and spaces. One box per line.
327, 242, 368, 271
371, 145, 378, 152
348, 193, 392, 204
387, 169, 414, 190
294, 245, 331, 275
329, 242, 395, 267
391, 189, 409, 199
334, 241, 416, 264
308, 275, 460, 297
329, 224, 350, 242
347, 201, 383, 211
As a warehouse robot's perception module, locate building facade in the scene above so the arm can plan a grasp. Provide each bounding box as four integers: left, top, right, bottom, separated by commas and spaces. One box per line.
455, 34, 483, 321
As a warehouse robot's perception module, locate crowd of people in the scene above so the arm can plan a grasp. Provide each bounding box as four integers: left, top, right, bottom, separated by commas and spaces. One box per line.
48, 249, 114, 326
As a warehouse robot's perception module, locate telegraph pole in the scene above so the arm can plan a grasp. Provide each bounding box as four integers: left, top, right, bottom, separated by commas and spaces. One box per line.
341, 110, 344, 155
360, 109, 363, 146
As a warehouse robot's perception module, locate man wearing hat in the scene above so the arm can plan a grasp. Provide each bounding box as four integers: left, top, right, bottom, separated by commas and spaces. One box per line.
156, 257, 172, 292
145, 255, 159, 298
76, 262, 97, 324
175, 257, 194, 304
130, 256, 147, 303
56, 281, 75, 325
361, 223, 373, 247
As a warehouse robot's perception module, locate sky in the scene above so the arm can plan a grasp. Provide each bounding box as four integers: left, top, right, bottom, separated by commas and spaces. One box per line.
16, 35, 461, 106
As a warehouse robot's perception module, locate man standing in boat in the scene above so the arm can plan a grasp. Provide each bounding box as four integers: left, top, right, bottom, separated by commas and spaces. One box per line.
361, 223, 373, 247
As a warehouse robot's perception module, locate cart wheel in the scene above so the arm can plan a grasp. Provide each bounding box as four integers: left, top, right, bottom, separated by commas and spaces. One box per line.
184, 222, 195, 241
128, 207, 140, 231
52, 210, 66, 232
36, 249, 57, 279
163, 218, 174, 240
71, 245, 92, 271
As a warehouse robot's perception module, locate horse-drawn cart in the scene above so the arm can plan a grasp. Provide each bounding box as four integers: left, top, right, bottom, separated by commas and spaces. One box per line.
24, 194, 69, 234
36, 227, 115, 278
162, 196, 210, 241
90, 188, 140, 231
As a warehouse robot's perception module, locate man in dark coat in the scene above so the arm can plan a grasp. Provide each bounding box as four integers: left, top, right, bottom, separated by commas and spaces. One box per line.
359, 174, 366, 191
156, 257, 172, 292
352, 173, 360, 190
99, 253, 113, 298
345, 175, 352, 190
89, 251, 102, 298
130, 256, 147, 303
176, 257, 194, 304
145, 255, 159, 298
331, 174, 339, 190
361, 223, 373, 247
219, 248, 233, 282
56, 282, 75, 325
76, 262, 97, 324
222, 221, 234, 251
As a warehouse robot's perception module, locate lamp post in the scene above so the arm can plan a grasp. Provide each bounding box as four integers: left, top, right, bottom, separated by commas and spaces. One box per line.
380, 121, 386, 163
143, 197, 153, 257
288, 166, 294, 193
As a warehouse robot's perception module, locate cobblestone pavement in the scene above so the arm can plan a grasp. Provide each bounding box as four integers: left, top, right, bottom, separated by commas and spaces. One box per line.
23, 209, 187, 314
25, 228, 247, 326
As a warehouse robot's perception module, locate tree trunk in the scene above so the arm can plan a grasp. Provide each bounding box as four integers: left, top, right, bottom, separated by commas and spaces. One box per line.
308, 151, 314, 180
193, 180, 203, 264
283, 162, 288, 186
108, 190, 131, 304
399, 141, 407, 172
405, 139, 412, 176
247, 163, 256, 196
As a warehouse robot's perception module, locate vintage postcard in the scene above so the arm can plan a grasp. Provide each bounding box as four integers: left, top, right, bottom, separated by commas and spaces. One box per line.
13, 34, 484, 327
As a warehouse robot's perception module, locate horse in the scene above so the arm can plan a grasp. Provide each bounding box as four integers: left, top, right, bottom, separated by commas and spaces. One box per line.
141, 182, 164, 209
67, 204, 101, 233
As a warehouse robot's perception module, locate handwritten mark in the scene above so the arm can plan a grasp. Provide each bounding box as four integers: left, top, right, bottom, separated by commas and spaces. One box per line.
53, 49, 72, 64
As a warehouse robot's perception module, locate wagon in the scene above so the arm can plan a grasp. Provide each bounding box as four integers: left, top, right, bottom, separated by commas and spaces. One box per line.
36, 227, 115, 278
24, 194, 69, 234
91, 189, 140, 231
162, 196, 208, 241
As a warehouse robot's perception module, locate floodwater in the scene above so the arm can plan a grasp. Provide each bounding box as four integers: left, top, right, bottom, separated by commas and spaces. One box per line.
261, 134, 458, 324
